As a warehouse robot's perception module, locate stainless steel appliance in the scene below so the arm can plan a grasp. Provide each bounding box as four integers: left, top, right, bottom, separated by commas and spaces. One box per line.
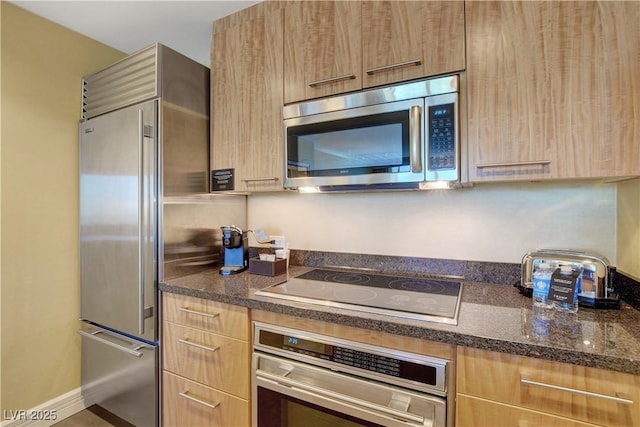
517, 249, 620, 309
256, 269, 463, 325
283, 75, 460, 192
219, 225, 249, 275
78, 44, 210, 426
252, 323, 451, 427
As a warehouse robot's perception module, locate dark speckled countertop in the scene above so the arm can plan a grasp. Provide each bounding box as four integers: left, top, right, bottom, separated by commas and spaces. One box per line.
160, 263, 640, 377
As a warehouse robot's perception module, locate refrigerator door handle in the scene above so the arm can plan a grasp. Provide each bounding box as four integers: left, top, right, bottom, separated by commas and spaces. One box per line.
77, 329, 145, 357
138, 109, 156, 336
138, 109, 145, 336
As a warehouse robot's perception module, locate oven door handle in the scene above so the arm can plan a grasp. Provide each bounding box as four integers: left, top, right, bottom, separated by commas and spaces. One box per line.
256, 369, 427, 426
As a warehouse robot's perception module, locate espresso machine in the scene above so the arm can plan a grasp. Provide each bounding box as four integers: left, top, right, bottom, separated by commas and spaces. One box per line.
220, 225, 248, 275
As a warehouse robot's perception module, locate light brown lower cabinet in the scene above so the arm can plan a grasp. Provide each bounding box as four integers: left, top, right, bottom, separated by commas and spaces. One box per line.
162, 293, 250, 426
163, 321, 249, 399
456, 347, 640, 427
163, 371, 249, 427
456, 395, 598, 427
160, 295, 640, 427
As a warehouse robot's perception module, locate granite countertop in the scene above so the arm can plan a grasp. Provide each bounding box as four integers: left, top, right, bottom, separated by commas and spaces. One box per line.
160, 265, 640, 376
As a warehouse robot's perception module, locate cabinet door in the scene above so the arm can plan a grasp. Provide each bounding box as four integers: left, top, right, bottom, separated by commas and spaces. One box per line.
466, 1, 640, 182
163, 322, 249, 398
457, 347, 640, 427
362, 1, 465, 88
284, 1, 362, 103
163, 371, 249, 427
456, 395, 599, 427
163, 293, 249, 340
211, 6, 284, 192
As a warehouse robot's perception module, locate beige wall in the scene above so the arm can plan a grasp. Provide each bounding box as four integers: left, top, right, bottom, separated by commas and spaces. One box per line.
0, 3, 125, 412
617, 179, 640, 280
248, 182, 617, 265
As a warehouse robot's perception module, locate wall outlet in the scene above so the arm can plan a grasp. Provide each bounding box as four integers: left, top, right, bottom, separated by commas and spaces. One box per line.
270, 235, 286, 249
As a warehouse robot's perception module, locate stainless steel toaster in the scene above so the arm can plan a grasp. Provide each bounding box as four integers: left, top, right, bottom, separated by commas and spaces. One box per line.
517, 249, 620, 309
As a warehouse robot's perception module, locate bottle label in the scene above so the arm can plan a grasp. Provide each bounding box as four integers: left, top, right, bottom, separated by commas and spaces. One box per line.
548, 268, 581, 304
532, 276, 550, 299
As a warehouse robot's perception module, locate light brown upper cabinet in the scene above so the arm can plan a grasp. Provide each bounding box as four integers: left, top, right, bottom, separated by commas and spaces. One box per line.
284, 1, 362, 104
211, 2, 285, 192
362, 1, 465, 89
284, 1, 465, 104
466, 1, 640, 182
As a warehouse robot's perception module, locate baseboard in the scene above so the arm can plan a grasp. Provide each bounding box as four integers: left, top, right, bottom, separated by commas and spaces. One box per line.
1, 387, 92, 427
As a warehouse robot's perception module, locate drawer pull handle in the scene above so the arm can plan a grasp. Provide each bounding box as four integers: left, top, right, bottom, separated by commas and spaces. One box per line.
77, 329, 145, 358
308, 74, 356, 88
366, 59, 422, 75
240, 177, 280, 183
521, 378, 634, 405
178, 338, 220, 353
476, 160, 551, 169
178, 306, 219, 318
179, 391, 220, 410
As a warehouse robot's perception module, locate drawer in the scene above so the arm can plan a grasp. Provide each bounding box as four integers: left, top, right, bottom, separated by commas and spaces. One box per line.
457, 347, 639, 427
456, 395, 598, 427
163, 321, 249, 399
163, 292, 249, 340
163, 371, 249, 427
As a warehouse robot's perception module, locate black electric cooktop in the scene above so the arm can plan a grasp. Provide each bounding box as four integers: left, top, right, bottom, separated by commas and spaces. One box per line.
255, 269, 463, 325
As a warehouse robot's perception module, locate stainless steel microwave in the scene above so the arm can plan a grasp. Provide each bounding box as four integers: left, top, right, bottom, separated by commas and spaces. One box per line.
283, 75, 460, 192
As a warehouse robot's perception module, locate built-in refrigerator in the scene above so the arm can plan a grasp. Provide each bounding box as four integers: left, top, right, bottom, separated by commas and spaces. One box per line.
78, 43, 241, 426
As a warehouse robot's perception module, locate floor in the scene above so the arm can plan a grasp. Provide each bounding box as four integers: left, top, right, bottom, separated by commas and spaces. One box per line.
52, 406, 133, 427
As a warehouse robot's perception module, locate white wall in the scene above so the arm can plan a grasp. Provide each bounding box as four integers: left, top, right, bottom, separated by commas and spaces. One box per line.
248, 181, 616, 264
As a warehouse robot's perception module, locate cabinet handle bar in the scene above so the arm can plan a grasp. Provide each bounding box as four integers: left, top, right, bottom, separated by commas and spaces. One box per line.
476, 160, 551, 169
179, 391, 220, 410
309, 74, 356, 87
366, 59, 422, 75
178, 306, 219, 318
240, 177, 280, 182
521, 378, 634, 405
178, 338, 220, 353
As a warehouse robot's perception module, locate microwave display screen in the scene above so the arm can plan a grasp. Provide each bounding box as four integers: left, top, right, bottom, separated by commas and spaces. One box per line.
287, 111, 410, 177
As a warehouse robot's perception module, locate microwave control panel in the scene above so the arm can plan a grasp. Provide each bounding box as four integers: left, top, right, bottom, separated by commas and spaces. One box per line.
427, 103, 456, 170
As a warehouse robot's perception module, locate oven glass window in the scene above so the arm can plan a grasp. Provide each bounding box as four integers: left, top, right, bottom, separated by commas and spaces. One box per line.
287, 111, 410, 178
257, 387, 384, 427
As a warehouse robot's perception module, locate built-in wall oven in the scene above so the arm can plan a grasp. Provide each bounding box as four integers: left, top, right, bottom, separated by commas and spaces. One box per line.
252, 322, 451, 427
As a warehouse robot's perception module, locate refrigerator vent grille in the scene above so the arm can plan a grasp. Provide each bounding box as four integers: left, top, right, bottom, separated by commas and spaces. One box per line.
82, 45, 159, 119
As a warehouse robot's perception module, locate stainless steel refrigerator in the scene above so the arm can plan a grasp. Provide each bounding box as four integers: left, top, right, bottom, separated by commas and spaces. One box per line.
78, 44, 213, 426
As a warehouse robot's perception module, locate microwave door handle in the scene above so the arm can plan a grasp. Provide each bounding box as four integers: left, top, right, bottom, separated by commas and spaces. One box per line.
409, 105, 423, 173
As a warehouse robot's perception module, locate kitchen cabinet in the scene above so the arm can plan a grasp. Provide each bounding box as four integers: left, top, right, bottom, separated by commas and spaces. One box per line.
457, 395, 599, 427
162, 293, 250, 426
456, 347, 640, 427
283, 1, 362, 103
163, 372, 250, 427
284, 1, 465, 104
361, 1, 465, 89
210, 2, 285, 192
466, 1, 640, 182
